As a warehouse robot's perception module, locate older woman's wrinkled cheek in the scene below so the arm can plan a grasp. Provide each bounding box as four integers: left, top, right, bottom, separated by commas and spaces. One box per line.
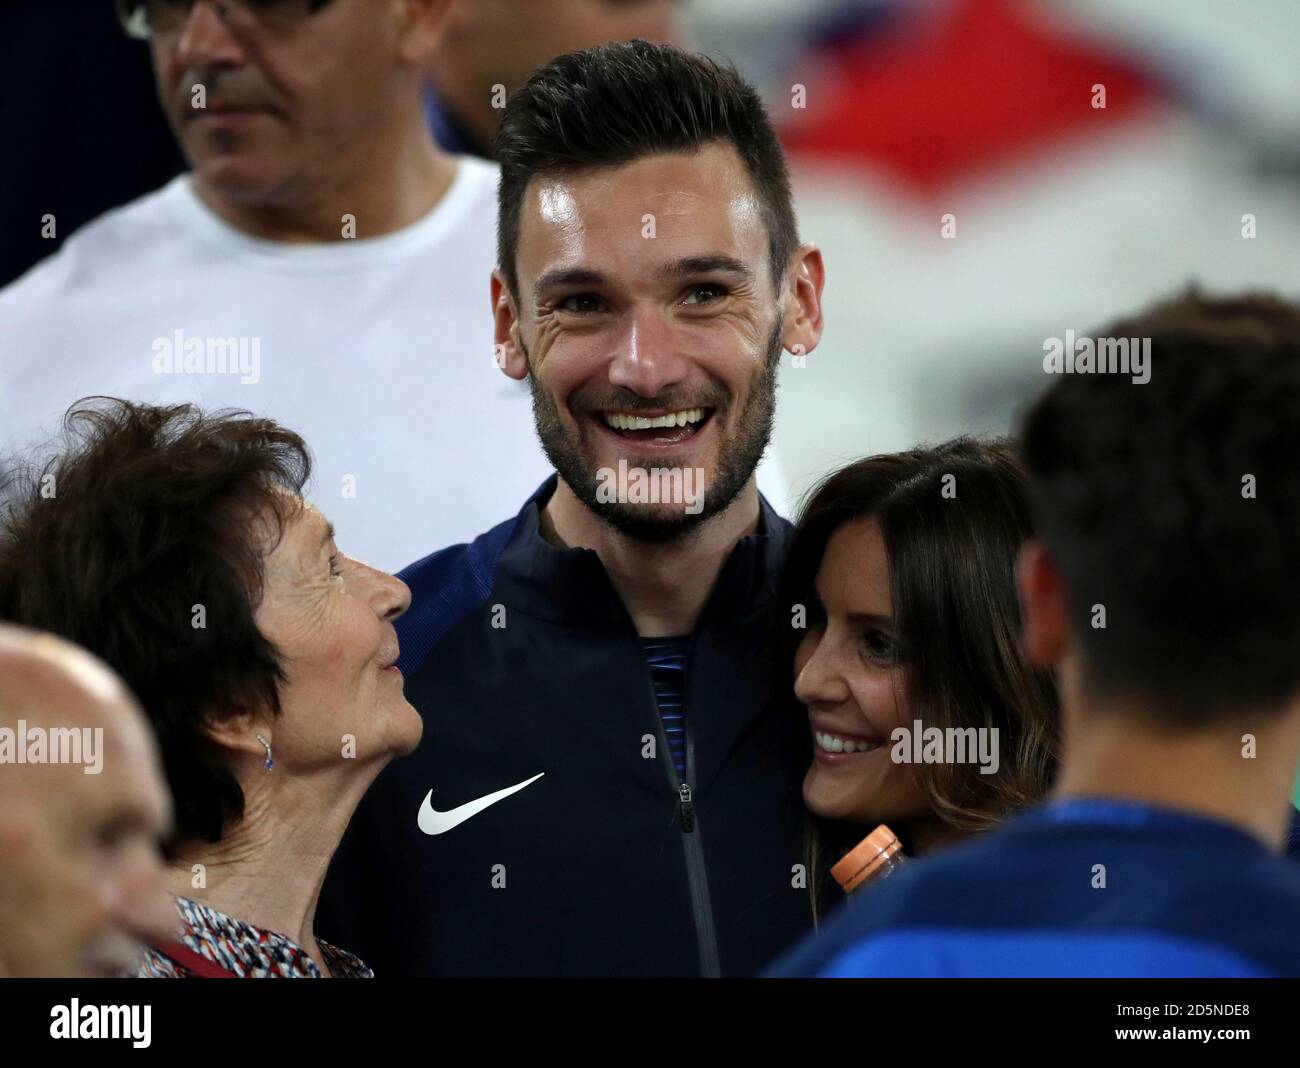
311, 603, 379, 733
262, 593, 365, 761
269, 581, 346, 672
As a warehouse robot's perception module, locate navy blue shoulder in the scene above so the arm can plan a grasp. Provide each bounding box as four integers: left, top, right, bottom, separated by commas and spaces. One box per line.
393, 514, 521, 675
770, 808, 1300, 977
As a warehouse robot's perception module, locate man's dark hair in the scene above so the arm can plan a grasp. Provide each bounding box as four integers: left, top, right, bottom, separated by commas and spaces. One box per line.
0, 399, 311, 844
495, 39, 798, 299
1020, 291, 1300, 726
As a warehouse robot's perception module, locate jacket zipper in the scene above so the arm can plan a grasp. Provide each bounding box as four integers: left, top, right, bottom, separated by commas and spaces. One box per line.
646, 643, 722, 978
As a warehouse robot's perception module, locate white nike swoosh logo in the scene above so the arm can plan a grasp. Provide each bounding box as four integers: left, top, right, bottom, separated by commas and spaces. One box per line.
417, 772, 545, 836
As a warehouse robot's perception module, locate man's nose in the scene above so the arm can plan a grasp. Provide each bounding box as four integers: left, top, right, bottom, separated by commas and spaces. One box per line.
109, 854, 179, 946
606, 308, 690, 399
175, 1, 247, 68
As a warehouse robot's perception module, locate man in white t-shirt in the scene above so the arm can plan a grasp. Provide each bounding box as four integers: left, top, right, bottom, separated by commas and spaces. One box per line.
0, 0, 549, 572
0, 1, 788, 570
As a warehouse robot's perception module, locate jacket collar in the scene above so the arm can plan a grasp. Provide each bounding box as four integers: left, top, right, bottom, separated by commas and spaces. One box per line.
494, 474, 792, 629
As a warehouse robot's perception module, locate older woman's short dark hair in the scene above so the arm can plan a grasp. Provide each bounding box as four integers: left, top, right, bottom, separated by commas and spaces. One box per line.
0, 398, 311, 844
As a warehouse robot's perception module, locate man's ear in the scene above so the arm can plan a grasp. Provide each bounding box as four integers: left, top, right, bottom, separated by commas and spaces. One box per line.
491, 270, 530, 382
396, 0, 455, 65
781, 243, 825, 362
1018, 540, 1069, 668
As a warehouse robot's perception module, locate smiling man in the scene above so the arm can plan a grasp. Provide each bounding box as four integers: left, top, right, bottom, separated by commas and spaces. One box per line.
319, 40, 826, 976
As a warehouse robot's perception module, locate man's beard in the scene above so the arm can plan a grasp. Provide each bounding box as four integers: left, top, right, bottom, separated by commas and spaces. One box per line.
524, 322, 782, 543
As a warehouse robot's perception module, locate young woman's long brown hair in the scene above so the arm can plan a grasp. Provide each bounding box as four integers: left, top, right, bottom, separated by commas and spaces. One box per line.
773, 437, 1060, 921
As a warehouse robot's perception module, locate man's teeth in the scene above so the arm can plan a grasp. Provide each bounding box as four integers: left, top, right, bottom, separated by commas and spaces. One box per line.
815, 730, 881, 755
603, 408, 706, 431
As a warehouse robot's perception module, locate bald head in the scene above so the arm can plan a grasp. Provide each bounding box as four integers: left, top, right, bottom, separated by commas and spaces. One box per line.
0, 625, 176, 977
1, 626, 134, 755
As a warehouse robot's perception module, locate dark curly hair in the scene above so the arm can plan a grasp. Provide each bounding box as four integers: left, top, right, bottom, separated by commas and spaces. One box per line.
496, 38, 798, 299
0, 398, 311, 844
1020, 291, 1300, 725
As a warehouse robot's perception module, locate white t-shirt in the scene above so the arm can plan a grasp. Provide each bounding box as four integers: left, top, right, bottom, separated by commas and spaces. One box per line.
0, 156, 788, 572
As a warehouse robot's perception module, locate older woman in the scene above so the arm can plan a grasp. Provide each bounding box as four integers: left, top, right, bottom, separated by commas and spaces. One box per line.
0, 398, 421, 977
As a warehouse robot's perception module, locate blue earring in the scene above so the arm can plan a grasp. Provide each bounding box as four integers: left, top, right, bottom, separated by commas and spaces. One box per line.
256, 734, 274, 771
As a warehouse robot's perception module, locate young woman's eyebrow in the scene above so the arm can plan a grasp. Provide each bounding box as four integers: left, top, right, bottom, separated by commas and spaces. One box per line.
847, 612, 895, 629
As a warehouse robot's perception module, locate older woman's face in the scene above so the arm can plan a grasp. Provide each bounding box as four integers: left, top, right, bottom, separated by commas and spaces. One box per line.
253, 500, 420, 769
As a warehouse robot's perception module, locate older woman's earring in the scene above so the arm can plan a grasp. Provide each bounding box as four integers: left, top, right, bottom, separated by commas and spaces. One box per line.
256, 734, 274, 771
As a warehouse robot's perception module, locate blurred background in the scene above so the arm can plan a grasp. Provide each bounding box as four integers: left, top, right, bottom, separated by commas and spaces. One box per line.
6, 0, 1298, 506
3, 0, 1299, 792
688, 0, 1300, 513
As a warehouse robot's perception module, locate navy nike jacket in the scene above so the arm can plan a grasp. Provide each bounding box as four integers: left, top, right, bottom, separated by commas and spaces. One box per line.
317, 476, 813, 976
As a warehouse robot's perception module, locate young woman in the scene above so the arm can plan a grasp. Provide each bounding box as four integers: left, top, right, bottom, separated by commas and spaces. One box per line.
775, 437, 1059, 919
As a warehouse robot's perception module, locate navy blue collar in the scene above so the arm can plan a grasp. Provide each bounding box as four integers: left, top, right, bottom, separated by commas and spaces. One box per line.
493, 474, 792, 629
1035, 795, 1298, 856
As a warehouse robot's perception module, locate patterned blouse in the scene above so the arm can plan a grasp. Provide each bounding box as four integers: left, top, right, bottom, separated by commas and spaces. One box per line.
134, 895, 372, 978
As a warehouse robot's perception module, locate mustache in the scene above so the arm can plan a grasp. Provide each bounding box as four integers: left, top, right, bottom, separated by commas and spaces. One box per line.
175, 73, 276, 115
